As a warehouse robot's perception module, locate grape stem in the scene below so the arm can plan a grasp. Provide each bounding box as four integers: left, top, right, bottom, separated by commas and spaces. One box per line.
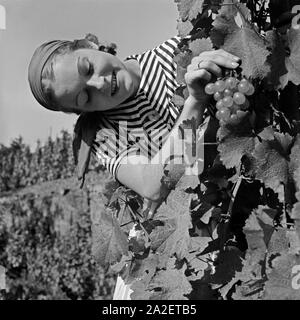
270, 104, 293, 131
219, 174, 243, 252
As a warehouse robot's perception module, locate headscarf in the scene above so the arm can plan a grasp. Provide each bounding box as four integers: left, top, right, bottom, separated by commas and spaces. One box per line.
28, 40, 71, 110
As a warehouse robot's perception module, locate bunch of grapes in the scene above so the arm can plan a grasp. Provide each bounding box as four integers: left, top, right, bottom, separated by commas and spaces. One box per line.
205, 77, 255, 125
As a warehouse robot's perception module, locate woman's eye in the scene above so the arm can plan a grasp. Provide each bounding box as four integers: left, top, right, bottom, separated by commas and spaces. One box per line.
79, 57, 93, 76
86, 61, 93, 76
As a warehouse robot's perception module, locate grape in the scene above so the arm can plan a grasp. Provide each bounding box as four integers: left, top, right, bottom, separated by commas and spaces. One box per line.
233, 92, 246, 105
213, 77, 253, 125
224, 89, 233, 97
223, 96, 234, 107
205, 83, 216, 95
219, 119, 226, 126
216, 107, 231, 121
215, 80, 226, 92
225, 77, 237, 89
229, 114, 239, 124
240, 78, 250, 85
238, 82, 249, 93
216, 100, 224, 110
245, 84, 255, 96
214, 92, 223, 101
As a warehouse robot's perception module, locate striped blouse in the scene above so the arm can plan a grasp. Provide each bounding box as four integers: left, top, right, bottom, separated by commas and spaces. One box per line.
91, 36, 182, 178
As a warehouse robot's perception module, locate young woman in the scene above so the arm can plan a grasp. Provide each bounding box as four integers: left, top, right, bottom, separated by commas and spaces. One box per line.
28, 35, 240, 299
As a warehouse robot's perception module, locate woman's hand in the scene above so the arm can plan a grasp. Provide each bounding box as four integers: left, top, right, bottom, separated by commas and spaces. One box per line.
184, 49, 241, 103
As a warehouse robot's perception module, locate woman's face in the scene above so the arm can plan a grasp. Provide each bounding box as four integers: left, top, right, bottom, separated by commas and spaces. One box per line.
46, 49, 138, 112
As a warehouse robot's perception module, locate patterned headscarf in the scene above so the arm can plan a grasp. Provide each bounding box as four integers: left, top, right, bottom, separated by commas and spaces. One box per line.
28, 40, 71, 110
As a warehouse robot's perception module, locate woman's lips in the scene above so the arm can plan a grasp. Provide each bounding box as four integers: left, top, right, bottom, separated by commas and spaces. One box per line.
111, 70, 118, 96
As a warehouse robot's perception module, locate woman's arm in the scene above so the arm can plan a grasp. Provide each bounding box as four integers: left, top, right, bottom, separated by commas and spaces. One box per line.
117, 49, 240, 202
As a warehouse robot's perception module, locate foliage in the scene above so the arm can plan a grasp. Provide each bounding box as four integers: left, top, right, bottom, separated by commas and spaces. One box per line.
0, 132, 113, 300
0, 172, 116, 300
91, 0, 300, 300
0, 131, 104, 193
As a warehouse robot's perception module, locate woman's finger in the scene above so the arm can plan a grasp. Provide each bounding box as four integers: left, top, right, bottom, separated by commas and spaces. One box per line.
199, 49, 240, 63
185, 68, 212, 85
216, 49, 240, 62
198, 54, 239, 69
187, 60, 223, 78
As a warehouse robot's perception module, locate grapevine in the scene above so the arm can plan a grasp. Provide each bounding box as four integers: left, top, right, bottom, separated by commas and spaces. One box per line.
91, 0, 300, 300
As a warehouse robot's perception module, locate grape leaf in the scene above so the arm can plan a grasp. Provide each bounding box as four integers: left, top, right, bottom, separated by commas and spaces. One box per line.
223, 27, 270, 80
291, 189, 300, 241
290, 135, 300, 189
286, 229, 300, 255
154, 176, 196, 259
218, 135, 256, 169
221, 247, 268, 300
189, 38, 213, 57
258, 126, 277, 141
186, 248, 212, 281
231, 278, 265, 300
217, 114, 256, 169
265, 30, 288, 90
268, 228, 290, 256
210, 1, 270, 79
263, 253, 300, 300
190, 235, 212, 254
292, 191, 300, 221
209, 246, 243, 286
174, 50, 193, 84
172, 93, 185, 109
149, 219, 177, 251
279, 28, 300, 88
127, 253, 159, 286
148, 264, 192, 299
253, 132, 293, 201
243, 212, 267, 264
187, 254, 209, 277
155, 209, 192, 260
175, 0, 205, 21
130, 281, 151, 300
92, 210, 128, 269
177, 20, 193, 37
110, 253, 133, 274
210, 0, 239, 48
254, 205, 277, 247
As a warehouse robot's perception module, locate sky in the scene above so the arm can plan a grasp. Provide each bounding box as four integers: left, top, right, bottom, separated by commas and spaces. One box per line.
0, 0, 179, 148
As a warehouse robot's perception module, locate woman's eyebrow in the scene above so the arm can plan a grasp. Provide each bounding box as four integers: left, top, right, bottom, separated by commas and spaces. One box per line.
76, 58, 86, 107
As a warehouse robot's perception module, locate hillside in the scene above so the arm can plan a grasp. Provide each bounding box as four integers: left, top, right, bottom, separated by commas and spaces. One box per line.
0, 134, 119, 300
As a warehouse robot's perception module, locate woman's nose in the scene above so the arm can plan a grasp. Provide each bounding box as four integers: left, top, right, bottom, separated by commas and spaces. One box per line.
87, 75, 108, 92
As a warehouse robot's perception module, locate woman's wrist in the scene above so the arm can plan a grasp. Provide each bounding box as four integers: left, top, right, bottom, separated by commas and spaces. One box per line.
182, 95, 209, 117
185, 94, 209, 108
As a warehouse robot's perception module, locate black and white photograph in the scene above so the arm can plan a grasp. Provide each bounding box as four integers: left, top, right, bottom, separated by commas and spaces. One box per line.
0, 0, 300, 307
